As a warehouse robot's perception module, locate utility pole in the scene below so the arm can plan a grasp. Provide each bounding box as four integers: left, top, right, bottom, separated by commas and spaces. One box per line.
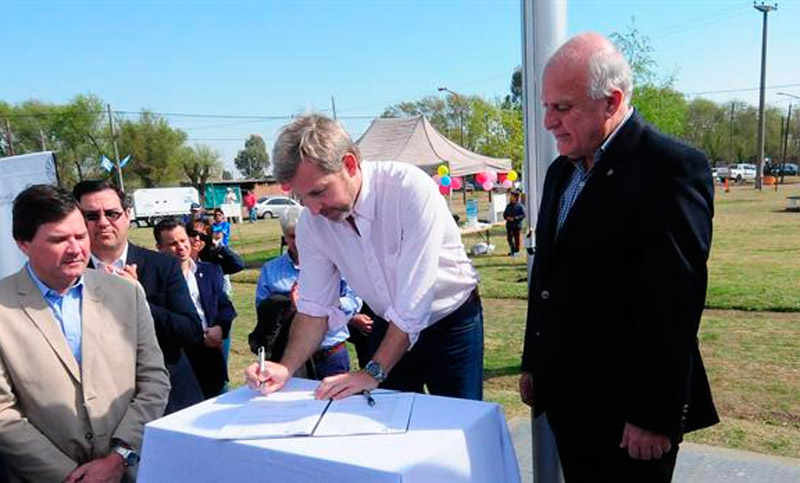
729, 102, 735, 162
438, 86, 465, 147
107, 104, 125, 192
754, 2, 777, 191
3, 119, 14, 156
331, 96, 337, 120
39, 128, 47, 151
777, 93, 800, 183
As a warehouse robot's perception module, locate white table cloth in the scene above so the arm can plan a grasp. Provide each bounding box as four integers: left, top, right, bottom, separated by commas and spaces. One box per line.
138, 378, 520, 482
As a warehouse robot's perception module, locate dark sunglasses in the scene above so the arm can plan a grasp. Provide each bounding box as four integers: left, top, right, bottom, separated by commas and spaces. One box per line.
83, 209, 124, 222
187, 229, 212, 243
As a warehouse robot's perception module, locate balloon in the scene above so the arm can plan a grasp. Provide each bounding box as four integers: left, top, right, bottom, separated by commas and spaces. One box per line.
432, 174, 441, 184
475, 172, 487, 184
281, 183, 292, 193
487, 171, 498, 182
451, 177, 463, 190
437, 165, 449, 177
440, 175, 452, 187
507, 170, 518, 181
502, 179, 513, 188
439, 185, 450, 195
482, 180, 494, 191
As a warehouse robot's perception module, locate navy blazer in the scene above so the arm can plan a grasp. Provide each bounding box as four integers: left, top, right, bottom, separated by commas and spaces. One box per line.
185, 261, 237, 398
521, 111, 718, 444
125, 244, 204, 413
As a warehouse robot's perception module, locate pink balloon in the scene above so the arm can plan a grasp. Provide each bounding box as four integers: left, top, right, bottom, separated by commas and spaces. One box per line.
475, 172, 487, 184
502, 179, 513, 188
482, 180, 494, 191
451, 177, 463, 190
439, 185, 451, 195
487, 171, 498, 182
281, 183, 292, 193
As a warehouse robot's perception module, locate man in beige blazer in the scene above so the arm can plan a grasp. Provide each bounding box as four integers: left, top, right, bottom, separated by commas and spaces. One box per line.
0, 185, 170, 482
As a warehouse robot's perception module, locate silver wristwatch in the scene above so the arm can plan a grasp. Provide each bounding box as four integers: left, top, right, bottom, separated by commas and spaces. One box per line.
112, 445, 140, 467
363, 360, 387, 383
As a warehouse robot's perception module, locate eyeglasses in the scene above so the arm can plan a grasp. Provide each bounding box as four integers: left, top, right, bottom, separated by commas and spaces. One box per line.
83, 209, 124, 222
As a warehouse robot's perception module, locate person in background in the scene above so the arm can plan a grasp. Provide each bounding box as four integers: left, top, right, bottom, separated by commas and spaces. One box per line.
0, 185, 169, 482
245, 114, 483, 402
211, 208, 231, 246
182, 202, 205, 224
244, 190, 257, 223
503, 191, 526, 256
73, 179, 204, 414
155, 219, 236, 398
189, 218, 244, 365
519, 33, 718, 481
254, 206, 361, 379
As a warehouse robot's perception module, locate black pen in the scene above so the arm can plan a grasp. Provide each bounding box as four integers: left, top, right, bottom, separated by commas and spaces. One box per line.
361, 389, 376, 407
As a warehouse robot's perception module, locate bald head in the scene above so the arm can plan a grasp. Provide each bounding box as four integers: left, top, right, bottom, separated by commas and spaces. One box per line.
546, 32, 633, 106
541, 33, 633, 159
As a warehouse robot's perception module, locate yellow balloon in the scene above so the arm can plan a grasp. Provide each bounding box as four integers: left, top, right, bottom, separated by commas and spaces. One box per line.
507, 170, 518, 181
437, 165, 449, 177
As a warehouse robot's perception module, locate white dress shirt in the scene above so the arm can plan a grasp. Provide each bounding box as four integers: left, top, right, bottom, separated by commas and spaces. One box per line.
296, 161, 478, 346
182, 259, 208, 330
90, 242, 129, 273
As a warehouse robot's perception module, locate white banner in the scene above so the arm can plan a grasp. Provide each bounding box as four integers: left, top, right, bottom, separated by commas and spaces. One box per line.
0, 152, 58, 280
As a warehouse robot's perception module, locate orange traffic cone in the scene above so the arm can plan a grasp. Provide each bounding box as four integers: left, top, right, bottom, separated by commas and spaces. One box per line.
723, 177, 730, 193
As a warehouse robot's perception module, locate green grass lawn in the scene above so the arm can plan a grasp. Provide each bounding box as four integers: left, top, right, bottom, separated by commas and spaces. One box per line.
127, 181, 800, 458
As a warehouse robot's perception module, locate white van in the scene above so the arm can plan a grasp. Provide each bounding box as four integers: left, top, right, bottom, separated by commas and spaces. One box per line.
131, 187, 199, 226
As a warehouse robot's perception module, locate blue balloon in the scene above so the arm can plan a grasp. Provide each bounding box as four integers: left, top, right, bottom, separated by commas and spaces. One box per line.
440, 175, 452, 187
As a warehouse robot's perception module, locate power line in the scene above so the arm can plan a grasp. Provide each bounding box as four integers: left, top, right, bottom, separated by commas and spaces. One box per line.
685, 82, 800, 96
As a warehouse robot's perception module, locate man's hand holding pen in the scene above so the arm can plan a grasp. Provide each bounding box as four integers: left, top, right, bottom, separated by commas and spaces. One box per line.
245, 350, 290, 395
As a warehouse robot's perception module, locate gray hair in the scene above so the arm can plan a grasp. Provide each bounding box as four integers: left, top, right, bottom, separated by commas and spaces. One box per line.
547, 33, 633, 105
272, 114, 360, 184
279, 206, 303, 235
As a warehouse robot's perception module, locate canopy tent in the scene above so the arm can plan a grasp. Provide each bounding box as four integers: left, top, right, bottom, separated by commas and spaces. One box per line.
355, 115, 512, 177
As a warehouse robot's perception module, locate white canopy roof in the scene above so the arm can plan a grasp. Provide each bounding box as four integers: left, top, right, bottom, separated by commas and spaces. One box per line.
355, 115, 512, 176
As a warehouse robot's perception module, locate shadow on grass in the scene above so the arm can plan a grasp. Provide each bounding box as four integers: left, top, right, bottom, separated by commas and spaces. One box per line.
484, 365, 521, 380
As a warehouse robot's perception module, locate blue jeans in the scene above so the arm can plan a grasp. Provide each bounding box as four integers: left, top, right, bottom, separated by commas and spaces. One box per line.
312, 344, 351, 379
370, 290, 484, 400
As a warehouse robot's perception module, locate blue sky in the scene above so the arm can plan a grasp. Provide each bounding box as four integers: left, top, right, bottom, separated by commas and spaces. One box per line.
2, 0, 798, 174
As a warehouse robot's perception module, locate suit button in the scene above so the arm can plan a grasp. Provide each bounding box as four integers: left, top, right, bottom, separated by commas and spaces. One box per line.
85, 432, 93, 440
540, 290, 550, 300
535, 331, 541, 337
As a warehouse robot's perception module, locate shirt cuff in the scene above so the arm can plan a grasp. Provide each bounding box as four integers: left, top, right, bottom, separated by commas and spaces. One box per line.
383, 306, 422, 349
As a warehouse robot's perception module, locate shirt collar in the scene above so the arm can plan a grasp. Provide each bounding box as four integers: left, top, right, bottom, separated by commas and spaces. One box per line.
90, 241, 129, 270
598, 107, 634, 156
351, 162, 376, 222
25, 262, 84, 298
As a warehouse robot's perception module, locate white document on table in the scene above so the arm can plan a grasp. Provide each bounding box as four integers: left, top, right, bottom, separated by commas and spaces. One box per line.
313, 393, 415, 437
218, 390, 330, 440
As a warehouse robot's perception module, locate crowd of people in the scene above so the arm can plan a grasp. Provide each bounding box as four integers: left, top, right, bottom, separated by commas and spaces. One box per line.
0, 33, 716, 483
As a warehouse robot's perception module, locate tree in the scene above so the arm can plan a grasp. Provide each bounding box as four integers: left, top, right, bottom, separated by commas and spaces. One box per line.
234, 134, 269, 179
117, 111, 187, 187
222, 170, 234, 180
632, 85, 687, 137
180, 145, 223, 200
610, 19, 658, 88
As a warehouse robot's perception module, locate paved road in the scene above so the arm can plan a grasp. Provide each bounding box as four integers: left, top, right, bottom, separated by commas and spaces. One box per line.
510, 418, 800, 482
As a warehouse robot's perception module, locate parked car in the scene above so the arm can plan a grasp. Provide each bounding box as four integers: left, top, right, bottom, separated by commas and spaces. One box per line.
254, 196, 300, 219
766, 163, 798, 176
729, 163, 757, 182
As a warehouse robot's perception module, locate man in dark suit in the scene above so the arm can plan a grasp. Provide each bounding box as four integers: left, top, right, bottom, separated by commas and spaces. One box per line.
519, 33, 718, 482
155, 218, 237, 398
73, 180, 204, 414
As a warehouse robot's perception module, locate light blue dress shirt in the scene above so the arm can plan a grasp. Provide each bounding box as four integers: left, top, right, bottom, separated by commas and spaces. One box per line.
26, 264, 84, 364
255, 253, 361, 348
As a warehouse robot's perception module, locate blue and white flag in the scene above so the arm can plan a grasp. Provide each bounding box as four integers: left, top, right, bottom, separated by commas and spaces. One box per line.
119, 154, 131, 168
100, 155, 114, 172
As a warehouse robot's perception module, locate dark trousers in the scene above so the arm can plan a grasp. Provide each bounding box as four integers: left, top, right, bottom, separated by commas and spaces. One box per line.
507, 225, 522, 253
369, 290, 484, 400
554, 432, 679, 483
